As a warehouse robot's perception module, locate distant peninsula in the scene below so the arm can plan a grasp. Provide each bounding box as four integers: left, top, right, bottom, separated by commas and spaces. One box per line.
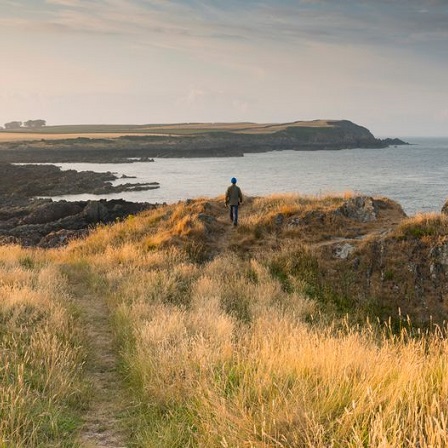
0, 119, 408, 163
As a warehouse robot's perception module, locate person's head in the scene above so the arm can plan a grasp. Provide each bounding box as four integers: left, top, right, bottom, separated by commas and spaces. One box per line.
231, 177, 237, 184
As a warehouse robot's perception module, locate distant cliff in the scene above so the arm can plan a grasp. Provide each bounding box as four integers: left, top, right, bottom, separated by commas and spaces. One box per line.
0, 119, 407, 162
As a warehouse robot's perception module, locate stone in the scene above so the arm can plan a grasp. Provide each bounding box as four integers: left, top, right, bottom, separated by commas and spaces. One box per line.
337, 196, 378, 222
0, 195, 156, 248
0, 162, 160, 197
275, 213, 285, 225
334, 243, 355, 259
83, 201, 110, 223
198, 213, 216, 224
441, 200, 448, 215
21, 201, 83, 225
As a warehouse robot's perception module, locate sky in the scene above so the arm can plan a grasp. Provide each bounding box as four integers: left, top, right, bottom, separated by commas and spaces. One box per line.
1, 0, 448, 137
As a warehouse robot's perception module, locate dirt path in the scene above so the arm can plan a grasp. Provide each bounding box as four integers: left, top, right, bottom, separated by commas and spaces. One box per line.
211, 201, 244, 251
63, 266, 129, 448
78, 299, 128, 447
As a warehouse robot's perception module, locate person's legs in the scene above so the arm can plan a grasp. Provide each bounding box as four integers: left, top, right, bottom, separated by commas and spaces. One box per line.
232, 205, 239, 225
229, 206, 234, 222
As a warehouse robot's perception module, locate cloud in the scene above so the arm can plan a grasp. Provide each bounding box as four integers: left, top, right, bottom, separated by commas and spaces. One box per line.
3, 0, 448, 56
45, 0, 83, 6
1, 0, 447, 135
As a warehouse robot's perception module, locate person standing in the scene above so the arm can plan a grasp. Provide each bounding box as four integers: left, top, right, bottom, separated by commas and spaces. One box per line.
225, 177, 243, 226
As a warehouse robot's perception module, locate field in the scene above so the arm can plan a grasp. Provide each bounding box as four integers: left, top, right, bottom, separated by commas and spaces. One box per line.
0, 120, 334, 142
2, 193, 447, 447
0, 132, 165, 142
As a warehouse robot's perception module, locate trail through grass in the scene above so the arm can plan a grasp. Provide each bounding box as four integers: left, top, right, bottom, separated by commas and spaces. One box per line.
61, 262, 129, 448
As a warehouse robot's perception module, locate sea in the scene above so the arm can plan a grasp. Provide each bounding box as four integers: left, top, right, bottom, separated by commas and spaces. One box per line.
48, 137, 448, 217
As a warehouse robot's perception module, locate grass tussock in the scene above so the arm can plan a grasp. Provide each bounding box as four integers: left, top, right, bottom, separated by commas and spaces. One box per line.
250, 192, 352, 222
396, 212, 448, 240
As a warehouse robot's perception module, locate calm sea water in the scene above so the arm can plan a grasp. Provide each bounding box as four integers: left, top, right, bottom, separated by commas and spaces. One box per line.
50, 137, 448, 216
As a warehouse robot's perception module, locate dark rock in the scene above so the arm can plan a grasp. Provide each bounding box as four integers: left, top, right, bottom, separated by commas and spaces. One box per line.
302, 210, 326, 224
337, 196, 378, 222
0, 195, 157, 247
38, 229, 88, 248
0, 162, 159, 197
21, 201, 83, 224
198, 213, 216, 224
274, 213, 285, 225
83, 201, 110, 223
441, 200, 448, 215
381, 138, 409, 147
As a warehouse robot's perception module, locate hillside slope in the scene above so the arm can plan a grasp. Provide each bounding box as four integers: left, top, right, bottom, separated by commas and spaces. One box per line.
3, 193, 448, 447
95, 192, 443, 325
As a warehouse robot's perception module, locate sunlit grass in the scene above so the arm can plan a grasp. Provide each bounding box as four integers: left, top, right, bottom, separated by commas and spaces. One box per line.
395, 212, 448, 240
2, 194, 448, 447
0, 247, 86, 447
104, 242, 448, 447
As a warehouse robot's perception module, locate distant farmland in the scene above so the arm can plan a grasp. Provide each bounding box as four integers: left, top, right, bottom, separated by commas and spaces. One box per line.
0, 120, 334, 142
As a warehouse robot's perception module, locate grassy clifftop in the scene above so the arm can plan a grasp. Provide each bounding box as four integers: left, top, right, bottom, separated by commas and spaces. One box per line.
0, 120, 404, 162
2, 193, 448, 447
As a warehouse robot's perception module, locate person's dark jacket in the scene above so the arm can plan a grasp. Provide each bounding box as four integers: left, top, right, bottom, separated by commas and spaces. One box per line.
225, 184, 243, 206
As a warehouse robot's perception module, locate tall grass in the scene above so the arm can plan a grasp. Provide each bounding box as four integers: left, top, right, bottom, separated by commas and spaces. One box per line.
3, 195, 448, 447
0, 246, 86, 447
396, 212, 448, 239
84, 230, 448, 447
63, 195, 448, 447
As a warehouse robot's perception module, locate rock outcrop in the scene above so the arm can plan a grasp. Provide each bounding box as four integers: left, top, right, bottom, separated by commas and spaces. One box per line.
336, 196, 379, 222
441, 199, 448, 215
0, 197, 157, 247
0, 163, 159, 196
301, 198, 448, 325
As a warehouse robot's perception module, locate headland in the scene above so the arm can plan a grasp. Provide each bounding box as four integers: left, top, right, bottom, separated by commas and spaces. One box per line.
0, 119, 408, 163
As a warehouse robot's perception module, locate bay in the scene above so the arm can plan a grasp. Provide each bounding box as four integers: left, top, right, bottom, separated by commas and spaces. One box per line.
49, 137, 448, 216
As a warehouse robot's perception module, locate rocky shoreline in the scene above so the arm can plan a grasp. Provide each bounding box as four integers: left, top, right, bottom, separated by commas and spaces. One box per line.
0, 163, 160, 247
0, 196, 157, 247
0, 162, 159, 196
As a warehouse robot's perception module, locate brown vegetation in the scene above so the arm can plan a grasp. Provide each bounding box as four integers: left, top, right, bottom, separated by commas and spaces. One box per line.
3, 193, 448, 447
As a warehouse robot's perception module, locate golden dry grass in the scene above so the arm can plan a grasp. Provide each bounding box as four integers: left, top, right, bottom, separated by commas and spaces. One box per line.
395, 212, 448, 240
99, 242, 448, 447
64, 196, 448, 447
0, 247, 86, 447
2, 194, 448, 447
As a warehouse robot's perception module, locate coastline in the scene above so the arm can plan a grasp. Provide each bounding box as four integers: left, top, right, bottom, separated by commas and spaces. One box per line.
0, 119, 407, 163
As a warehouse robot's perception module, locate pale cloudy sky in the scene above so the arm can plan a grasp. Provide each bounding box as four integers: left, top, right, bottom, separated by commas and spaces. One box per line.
1, 0, 447, 136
